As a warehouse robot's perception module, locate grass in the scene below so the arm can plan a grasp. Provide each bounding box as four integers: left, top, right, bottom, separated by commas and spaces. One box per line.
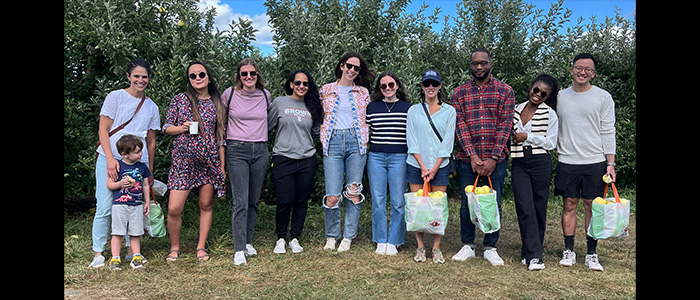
64, 190, 636, 299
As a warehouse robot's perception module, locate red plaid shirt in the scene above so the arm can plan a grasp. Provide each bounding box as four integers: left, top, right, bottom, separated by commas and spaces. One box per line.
451, 75, 515, 163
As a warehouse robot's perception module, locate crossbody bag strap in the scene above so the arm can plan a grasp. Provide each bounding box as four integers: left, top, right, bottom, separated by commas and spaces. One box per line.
421, 102, 443, 142
97, 94, 146, 148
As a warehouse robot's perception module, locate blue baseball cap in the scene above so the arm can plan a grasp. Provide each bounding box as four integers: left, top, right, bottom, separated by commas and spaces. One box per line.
421, 70, 441, 83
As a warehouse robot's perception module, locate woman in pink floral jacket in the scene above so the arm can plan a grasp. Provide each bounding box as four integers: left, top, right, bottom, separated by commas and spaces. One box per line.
319, 51, 374, 253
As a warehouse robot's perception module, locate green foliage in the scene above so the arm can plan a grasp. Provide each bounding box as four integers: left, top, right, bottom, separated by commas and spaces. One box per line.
64, 0, 636, 212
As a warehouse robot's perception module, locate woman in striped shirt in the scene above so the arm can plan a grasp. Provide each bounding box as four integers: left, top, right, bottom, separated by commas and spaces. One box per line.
366, 71, 412, 255
510, 74, 559, 271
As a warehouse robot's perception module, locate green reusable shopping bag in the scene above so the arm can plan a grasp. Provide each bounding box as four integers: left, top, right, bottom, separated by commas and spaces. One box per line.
466, 175, 501, 234
144, 189, 166, 238
405, 180, 449, 235
587, 183, 630, 240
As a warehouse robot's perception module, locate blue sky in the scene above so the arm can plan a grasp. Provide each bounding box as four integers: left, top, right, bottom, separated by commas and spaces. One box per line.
198, 0, 636, 56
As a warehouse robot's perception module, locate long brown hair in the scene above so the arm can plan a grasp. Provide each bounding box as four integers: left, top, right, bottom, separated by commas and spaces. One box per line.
185, 61, 226, 143
234, 58, 267, 91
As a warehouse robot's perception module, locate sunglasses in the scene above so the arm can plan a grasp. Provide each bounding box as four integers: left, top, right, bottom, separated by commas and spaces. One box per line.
532, 86, 548, 98
188, 72, 207, 80
421, 80, 440, 88
343, 62, 361, 72
380, 82, 395, 90
293, 80, 309, 87
240, 71, 257, 77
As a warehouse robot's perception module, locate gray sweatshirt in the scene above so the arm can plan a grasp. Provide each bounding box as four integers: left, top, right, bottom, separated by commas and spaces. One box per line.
556, 85, 616, 165
268, 96, 319, 159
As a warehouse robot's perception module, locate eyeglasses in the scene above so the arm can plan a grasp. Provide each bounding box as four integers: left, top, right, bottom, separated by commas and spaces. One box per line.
421, 80, 440, 88
189, 72, 207, 80
240, 71, 257, 77
380, 82, 395, 90
572, 65, 595, 74
293, 80, 309, 87
531, 86, 548, 98
470, 61, 490, 68
343, 62, 361, 72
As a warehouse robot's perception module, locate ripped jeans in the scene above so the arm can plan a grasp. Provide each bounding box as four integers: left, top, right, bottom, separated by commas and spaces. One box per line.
322, 129, 367, 240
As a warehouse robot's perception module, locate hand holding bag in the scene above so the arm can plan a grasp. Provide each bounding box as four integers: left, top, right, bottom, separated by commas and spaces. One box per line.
587, 182, 630, 240
466, 175, 501, 234
404, 179, 449, 235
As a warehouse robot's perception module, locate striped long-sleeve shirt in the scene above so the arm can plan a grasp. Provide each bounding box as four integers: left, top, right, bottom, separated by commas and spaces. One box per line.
366, 100, 411, 153
451, 76, 515, 163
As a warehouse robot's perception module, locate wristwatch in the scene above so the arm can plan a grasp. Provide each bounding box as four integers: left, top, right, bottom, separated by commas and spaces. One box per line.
606, 162, 616, 166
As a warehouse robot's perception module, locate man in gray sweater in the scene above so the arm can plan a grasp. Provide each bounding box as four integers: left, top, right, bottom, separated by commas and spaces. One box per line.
553, 53, 616, 271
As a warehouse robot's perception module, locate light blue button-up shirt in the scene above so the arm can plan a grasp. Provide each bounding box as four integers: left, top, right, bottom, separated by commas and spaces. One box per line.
406, 102, 456, 170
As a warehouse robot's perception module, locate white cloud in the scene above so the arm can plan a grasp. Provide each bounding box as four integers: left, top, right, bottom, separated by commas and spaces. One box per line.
197, 0, 275, 49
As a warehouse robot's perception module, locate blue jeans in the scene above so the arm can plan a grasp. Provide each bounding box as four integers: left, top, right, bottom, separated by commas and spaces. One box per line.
322, 129, 367, 240
226, 140, 269, 252
368, 152, 407, 246
457, 158, 507, 249
93, 154, 130, 253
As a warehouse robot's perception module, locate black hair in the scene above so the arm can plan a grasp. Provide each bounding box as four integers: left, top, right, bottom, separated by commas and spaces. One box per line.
530, 74, 559, 111
126, 58, 152, 76
573, 53, 597, 69
284, 69, 323, 127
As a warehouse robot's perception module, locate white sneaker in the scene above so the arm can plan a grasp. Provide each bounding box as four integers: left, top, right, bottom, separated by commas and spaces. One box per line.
324, 238, 336, 250
559, 249, 576, 267
484, 249, 504, 266
289, 238, 303, 253
585, 254, 604, 271
385, 244, 398, 256
451, 245, 475, 261
88, 255, 105, 268
375, 243, 387, 255
337, 238, 352, 252
245, 244, 257, 256
528, 258, 545, 271
273, 238, 286, 254
233, 251, 247, 266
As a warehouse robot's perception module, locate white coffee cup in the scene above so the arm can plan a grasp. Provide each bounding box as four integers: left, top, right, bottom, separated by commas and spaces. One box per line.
189, 121, 199, 135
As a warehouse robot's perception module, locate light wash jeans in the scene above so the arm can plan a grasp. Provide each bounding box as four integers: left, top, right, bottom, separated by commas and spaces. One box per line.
226, 140, 269, 252
93, 154, 130, 253
367, 151, 407, 246
323, 129, 367, 240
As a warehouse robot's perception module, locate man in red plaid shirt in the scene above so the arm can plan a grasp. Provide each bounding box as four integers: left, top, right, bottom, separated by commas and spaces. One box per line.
450, 48, 515, 266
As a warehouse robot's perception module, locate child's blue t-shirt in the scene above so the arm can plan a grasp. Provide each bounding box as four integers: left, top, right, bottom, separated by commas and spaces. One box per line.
112, 160, 151, 206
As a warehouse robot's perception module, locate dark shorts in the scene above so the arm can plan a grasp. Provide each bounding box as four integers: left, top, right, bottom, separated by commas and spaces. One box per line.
406, 164, 450, 186
553, 161, 607, 200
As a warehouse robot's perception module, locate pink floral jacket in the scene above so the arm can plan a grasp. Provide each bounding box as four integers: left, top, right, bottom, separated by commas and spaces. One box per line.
319, 81, 371, 156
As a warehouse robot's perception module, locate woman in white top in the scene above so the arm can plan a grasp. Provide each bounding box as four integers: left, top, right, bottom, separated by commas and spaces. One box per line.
89, 59, 161, 268
510, 74, 559, 271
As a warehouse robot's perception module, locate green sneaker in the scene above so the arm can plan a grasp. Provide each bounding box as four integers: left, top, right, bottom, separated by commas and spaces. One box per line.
130, 255, 144, 269
109, 258, 121, 270
414, 247, 426, 263
432, 248, 445, 264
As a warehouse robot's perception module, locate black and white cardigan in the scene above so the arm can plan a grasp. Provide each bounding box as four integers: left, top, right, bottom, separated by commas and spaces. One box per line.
510, 102, 551, 158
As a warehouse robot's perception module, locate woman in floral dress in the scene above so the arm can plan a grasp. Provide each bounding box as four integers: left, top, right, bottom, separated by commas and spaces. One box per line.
163, 61, 226, 261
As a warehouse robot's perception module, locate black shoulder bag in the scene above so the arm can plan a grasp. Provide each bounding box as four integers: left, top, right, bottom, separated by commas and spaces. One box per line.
420, 103, 457, 174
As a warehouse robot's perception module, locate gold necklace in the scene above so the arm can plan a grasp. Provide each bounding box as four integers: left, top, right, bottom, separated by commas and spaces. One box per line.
383, 99, 397, 112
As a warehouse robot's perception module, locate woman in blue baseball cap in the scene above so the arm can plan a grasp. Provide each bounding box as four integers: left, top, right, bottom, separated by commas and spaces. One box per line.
405, 70, 456, 264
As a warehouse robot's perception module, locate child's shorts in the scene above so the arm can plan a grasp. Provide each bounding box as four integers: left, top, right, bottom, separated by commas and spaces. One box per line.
111, 204, 144, 237
406, 164, 450, 186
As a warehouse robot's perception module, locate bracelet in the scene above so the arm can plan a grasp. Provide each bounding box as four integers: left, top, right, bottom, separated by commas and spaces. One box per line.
606, 162, 615, 166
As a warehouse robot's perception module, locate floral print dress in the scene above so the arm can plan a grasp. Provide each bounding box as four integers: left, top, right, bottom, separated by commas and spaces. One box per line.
164, 93, 226, 197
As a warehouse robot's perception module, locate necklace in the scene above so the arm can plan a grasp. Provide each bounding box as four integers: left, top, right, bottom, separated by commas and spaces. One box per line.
383, 99, 397, 112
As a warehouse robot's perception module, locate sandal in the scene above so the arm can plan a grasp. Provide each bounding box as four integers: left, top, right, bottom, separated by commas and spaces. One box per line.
165, 249, 180, 262
196, 248, 210, 261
